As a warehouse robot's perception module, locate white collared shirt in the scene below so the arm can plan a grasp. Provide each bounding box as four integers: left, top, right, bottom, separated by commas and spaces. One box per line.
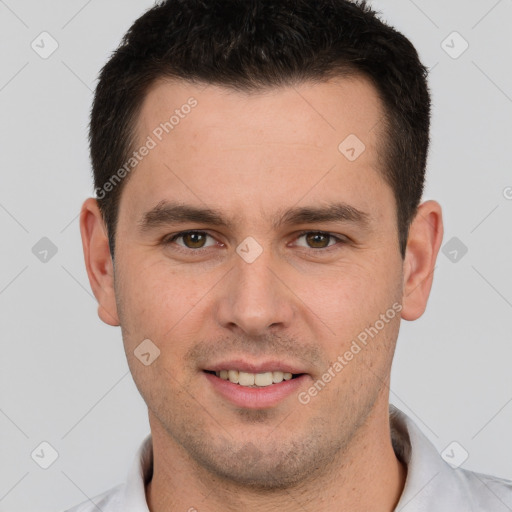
64, 405, 512, 511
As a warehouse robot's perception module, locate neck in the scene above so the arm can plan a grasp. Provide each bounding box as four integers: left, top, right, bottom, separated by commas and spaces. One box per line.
146, 400, 406, 512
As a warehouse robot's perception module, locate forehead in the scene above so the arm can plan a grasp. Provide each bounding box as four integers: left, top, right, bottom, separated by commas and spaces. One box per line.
121, 75, 392, 229
138, 75, 384, 147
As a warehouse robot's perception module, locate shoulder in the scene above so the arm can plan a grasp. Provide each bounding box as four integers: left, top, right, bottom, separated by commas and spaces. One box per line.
455, 467, 512, 510
62, 433, 153, 512
390, 404, 512, 510
62, 483, 124, 512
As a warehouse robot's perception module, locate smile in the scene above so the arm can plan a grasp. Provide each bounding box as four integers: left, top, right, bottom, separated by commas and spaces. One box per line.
210, 370, 299, 387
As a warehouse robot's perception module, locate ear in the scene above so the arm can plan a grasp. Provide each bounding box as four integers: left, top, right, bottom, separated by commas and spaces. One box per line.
79, 197, 120, 326
401, 200, 444, 321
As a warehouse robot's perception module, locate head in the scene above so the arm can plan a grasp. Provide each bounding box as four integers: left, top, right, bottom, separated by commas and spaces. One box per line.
81, 0, 443, 490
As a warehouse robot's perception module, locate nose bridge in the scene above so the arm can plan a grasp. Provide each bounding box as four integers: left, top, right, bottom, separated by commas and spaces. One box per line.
216, 239, 293, 334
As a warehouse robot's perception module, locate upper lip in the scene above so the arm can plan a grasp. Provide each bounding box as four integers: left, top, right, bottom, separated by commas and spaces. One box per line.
204, 359, 307, 374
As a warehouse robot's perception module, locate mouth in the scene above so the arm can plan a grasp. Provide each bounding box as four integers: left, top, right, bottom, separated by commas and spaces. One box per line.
202, 362, 310, 409
204, 369, 304, 388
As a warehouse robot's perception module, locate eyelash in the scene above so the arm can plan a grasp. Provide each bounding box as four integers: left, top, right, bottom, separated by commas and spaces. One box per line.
162, 230, 347, 255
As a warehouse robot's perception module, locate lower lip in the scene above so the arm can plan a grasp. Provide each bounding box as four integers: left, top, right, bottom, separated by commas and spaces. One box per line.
203, 372, 309, 409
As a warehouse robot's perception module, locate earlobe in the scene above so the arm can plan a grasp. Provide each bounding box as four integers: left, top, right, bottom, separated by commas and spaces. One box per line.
80, 197, 120, 327
401, 200, 444, 321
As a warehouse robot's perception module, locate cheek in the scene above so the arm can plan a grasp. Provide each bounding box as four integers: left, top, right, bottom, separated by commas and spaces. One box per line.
116, 255, 211, 354
305, 255, 402, 348
309, 257, 386, 305
116, 264, 200, 398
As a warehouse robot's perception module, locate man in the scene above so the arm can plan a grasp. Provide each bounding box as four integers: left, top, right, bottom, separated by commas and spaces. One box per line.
67, 0, 512, 510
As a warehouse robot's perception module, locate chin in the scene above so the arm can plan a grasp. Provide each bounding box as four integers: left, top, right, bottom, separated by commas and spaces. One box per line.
184, 434, 333, 491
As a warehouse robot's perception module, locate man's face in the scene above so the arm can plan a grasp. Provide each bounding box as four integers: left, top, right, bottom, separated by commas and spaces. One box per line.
112, 77, 405, 487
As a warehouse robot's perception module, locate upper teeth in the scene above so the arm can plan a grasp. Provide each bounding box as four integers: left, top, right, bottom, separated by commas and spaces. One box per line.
216, 370, 293, 387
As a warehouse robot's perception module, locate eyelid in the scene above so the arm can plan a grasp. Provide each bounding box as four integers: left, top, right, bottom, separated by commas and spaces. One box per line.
163, 230, 220, 249
292, 230, 347, 250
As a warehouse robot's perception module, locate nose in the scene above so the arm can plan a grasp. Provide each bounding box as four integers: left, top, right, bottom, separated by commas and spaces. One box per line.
214, 245, 295, 336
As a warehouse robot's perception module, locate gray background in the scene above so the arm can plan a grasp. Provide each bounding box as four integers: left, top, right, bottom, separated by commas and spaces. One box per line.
0, 0, 511, 510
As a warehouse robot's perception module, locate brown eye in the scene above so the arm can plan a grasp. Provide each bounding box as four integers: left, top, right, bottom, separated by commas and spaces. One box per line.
304, 232, 332, 248
165, 231, 216, 250
295, 231, 342, 250
181, 232, 208, 248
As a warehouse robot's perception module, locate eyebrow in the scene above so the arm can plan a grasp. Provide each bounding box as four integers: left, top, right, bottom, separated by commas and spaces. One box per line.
138, 200, 372, 233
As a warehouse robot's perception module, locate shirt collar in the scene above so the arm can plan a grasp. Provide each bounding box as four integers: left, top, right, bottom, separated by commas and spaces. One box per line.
389, 404, 472, 511
118, 431, 153, 512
